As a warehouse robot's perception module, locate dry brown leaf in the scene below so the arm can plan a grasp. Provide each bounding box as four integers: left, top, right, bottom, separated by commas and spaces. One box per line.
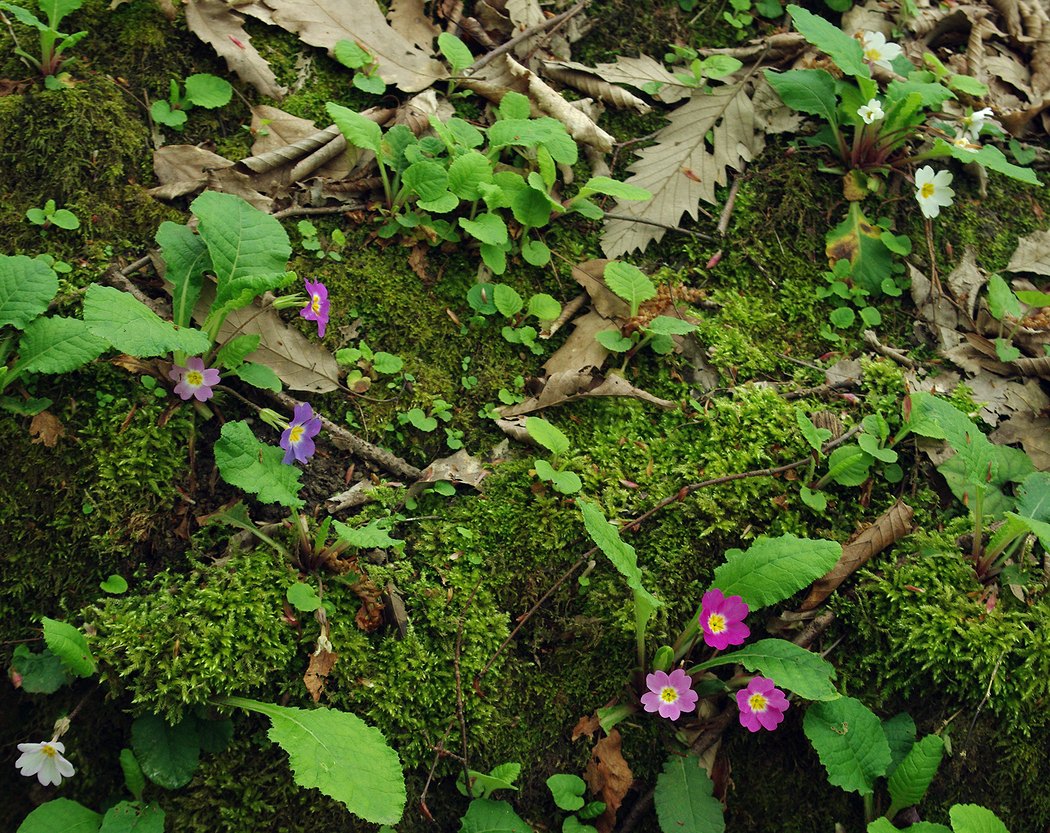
149, 145, 235, 199
506, 0, 545, 61
910, 263, 965, 352
800, 500, 914, 610
571, 714, 601, 741
499, 369, 676, 417
945, 247, 986, 321
246, 107, 353, 183
541, 61, 652, 114
540, 311, 614, 376
584, 730, 633, 833
572, 259, 629, 320
386, 0, 440, 52
29, 410, 65, 447
990, 410, 1050, 469
457, 53, 530, 104
184, 0, 286, 99
408, 449, 489, 496
246, 0, 447, 93
586, 55, 695, 105
303, 632, 338, 702
1006, 228, 1050, 276
602, 82, 765, 258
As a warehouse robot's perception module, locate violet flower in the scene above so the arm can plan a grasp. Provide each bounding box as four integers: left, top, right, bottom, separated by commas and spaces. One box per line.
699, 588, 750, 650
640, 668, 698, 720
736, 677, 790, 732
280, 402, 322, 465
300, 279, 330, 338
169, 357, 220, 402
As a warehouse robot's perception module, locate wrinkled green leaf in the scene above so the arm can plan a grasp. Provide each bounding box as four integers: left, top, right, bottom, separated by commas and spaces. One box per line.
712, 535, 841, 610
213, 420, 304, 508
804, 696, 890, 795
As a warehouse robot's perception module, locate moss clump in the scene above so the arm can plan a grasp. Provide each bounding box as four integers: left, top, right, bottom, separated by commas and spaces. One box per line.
89, 549, 299, 721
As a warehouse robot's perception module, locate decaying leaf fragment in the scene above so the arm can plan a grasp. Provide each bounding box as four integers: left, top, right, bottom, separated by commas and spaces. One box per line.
184, 0, 286, 99
386, 0, 441, 52
584, 730, 633, 833
541, 60, 653, 114
499, 369, 676, 417
1006, 228, 1050, 277
29, 410, 65, 447
303, 621, 338, 702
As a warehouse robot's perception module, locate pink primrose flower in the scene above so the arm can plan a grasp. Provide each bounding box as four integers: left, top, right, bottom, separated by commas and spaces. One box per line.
169, 357, 220, 402
300, 279, 330, 338
280, 402, 322, 465
699, 588, 750, 650
736, 677, 789, 732
640, 668, 698, 720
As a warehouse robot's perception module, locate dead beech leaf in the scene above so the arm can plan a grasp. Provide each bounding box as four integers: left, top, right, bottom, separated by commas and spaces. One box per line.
499, 369, 676, 417
408, 449, 489, 496
386, 0, 441, 53
29, 410, 65, 447
246, 106, 353, 181
800, 500, 914, 610
149, 145, 235, 200
584, 730, 633, 833
602, 82, 765, 258
541, 61, 653, 114
945, 247, 986, 321
540, 310, 614, 376
458, 53, 531, 104
990, 410, 1050, 469
184, 0, 286, 99
245, 0, 447, 93
1006, 228, 1050, 276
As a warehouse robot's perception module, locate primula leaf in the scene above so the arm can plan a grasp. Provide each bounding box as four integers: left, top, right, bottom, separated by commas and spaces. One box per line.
38, 0, 82, 27
459, 799, 532, 833
327, 102, 382, 154
48, 208, 80, 230
333, 38, 371, 69
438, 32, 473, 74
986, 273, 1023, 321
596, 329, 634, 352
521, 239, 551, 267
882, 713, 917, 777
653, 753, 725, 833
100, 574, 129, 594
0, 2, 49, 31
213, 420, 304, 508
1016, 471, 1050, 521
231, 361, 282, 392
458, 766, 520, 799
156, 221, 211, 329
403, 160, 450, 203
825, 204, 893, 294
803, 696, 891, 795
797, 409, 832, 453
645, 315, 696, 336
949, 805, 1010, 833
82, 285, 209, 357
525, 416, 570, 456
41, 617, 95, 677
939, 140, 1040, 185
825, 445, 874, 486
886, 734, 945, 818
0, 255, 58, 330
604, 261, 656, 315
15, 798, 101, 833
222, 697, 406, 826
215, 333, 261, 369
547, 774, 587, 811
98, 800, 165, 833
15, 316, 107, 376
12, 644, 72, 694
764, 68, 838, 124
150, 100, 187, 129
549, 467, 582, 494
286, 581, 322, 612
868, 822, 953, 833
499, 92, 532, 120
786, 5, 869, 78
578, 498, 660, 609
130, 714, 201, 790
460, 213, 509, 246
447, 151, 494, 200
711, 534, 841, 610
334, 518, 404, 549
690, 638, 837, 700
183, 73, 233, 108
576, 176, 652, 202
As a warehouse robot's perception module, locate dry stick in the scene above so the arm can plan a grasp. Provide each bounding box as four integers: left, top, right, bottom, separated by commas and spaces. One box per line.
469, 0, 590, 72
862, 329, 917, 369
716, 176, 742, 236
272, 204, 364, 220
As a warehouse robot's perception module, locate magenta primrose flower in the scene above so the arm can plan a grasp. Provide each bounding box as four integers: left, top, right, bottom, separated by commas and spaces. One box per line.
736, 677, 789, 732
641, 668, 699, 720
699, 588, 750, 650
300, 279, 330, 338
169, 357, 220, 402
280, 402, 322, 465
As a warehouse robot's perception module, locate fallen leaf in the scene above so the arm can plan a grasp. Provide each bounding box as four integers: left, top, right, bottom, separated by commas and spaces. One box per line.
303, 630, 338, 702
386, 0, 441, 53
583, 54, 695, 105
945, 247, 986, 321
408, 449, 489, 496
541, 61, 653, 114
1007, 228, 1050, 276
540, 310, 614, 376
499, 369, 676, 417
572, 713, 601, 741
29, 410, 65, 447
184, 0, 286, 99
149, 145, 235, 200
584, 730, 633, 833
246, 106, 354, 183
990, 410, 1050, 469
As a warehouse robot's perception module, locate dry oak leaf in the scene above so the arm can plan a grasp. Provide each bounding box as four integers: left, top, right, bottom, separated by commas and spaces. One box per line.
583, 54, 696, 105
244, 0, 447, 93
1006, 228, 1050, 276
29, 410, 65, 447
150, 145, 235, 200
386, 0, 441, 53
602, 81, 765, 258
541, 61, 653, 114
184, 0, 286, 99
498, 369, 676, 417
584, 730, 634, 833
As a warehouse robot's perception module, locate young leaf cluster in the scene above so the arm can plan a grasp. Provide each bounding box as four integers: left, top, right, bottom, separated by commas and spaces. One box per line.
0, 0, 85, 84
151, 74, 233, 130
466, 281, 562, 355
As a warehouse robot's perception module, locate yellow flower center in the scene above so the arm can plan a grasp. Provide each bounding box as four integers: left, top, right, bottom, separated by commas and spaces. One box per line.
864, 48, 881, 61
289, 425, 305, 444
920, 183, 936, 199
42, 744, 57, 758
185, 370, 204, 386
707, 613, 727, 634
748, 693, 769, 713
659, 686, 679, 704
311, 293, 322, 313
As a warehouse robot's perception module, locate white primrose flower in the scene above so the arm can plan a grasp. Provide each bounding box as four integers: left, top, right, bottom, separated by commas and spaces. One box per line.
15, 740, 75, 786
914, 166, 955, 219
861, 31, 903, 69
952, 133, 979, 152
962, 106, 994, 140
857, 98, 885, 124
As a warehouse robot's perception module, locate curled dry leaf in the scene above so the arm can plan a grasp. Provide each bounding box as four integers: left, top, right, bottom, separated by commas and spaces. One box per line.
29, 410, 65, 447
799, 500, 915, 611
583, 54, 695, 105
184, 0, 286, 99
541, 61, 652, 114
150, 145, 235, 200
584, 729, 634, 833
498, 369, 676, 417
303, 624, 338, 702
244, 106, 354, 184
458, 53, 530, 104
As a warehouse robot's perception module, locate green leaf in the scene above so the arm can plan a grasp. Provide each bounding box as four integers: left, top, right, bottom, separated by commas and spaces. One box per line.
711, 534, 841, 610
576, 176, 652, 202
800, 485, 827, 512
526, 416, 570, 455
493, 284, 524, 317
352, 72, 386, 94
458, 763, 521, 799
826, 204, 893, 294
49, 209, 79, 230
37, 0, 82, 26
231, 361, 282, 392
459, 799, 531, 833
1015, 289, 1050, 307
787, 4, 869, 77
371, 352, 403, 374
150, 100, 187, 129
882, 713, 917, 777
82, 285, 209, 357
403, 160, 451, 203
460, 213, 509, 246
986, 273, 1022, 321
438, 32, 473, 74
287, 581, 322, 612
41, 617, 95, 676
0, 255, 58, 329
215, 333, 260, 369
11, 645, 71, 693
690, 638, 838, 700
213, 420, 304, 508
1016, 471, 1050, 521
119, 749, 146, 802
183, 73, 232, 108
949, 805, 1010, 833
334, 39, 371, 69
549, 468, 582, 494
327, 102, 382, 155
156, 222, 211, 329
100, 574, 128, 594
222, 697, 406, 825
334, 518, 404, 549
764, 68, 839, 123
604, 261, 656, 316
488, 117, 578, 164
14, 315, 107, 376
797, 409, 832, 452
803, 696, 891, 795
547, 774, 587, 811
15, 799, 101, 833
940, 140, 1040, 185
527, 293, 561, 321
194, 717, 233, 754
130, 715, 200, 790
521, 239, 552, 267
577, 498, 660, 609
498, 92, 532, 120
0, 2, 48, 31
98, 801, 165, 833
653, 754, 725, 833
596, 329, 633, 351
448, 151, 494, 200
825, 445, 874, 486
887, 734, 945, 817
645, 315, 696, 336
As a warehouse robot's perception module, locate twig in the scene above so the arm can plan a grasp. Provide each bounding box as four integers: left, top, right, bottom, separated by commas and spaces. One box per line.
470, 0, 590, 72
717, 177, 741, 236
119, 255, 153, 278
272, 204, 364, 220
862, 329, 917, 369
602, 212, 715, 240
418, 722, 455, 821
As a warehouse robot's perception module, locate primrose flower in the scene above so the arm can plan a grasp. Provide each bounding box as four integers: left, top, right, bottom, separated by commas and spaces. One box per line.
914, 166, 955, 219
15, 740, 74, 786
699, 588, 750, 650
641, 668, 698, 720
952, 133, 979, 152
280, 402, 323, 465
860, 31, 902, 70
300, 278, 330, 338
857, 98, 885, 124
169, 357, 220, 402
736, 677, 790, 732
962, 106, 994, 140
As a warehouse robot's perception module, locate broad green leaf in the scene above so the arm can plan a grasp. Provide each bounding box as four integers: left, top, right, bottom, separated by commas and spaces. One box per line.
986, 273, 1022, 321
223, 697, 406, 826
156, 222, 210, 328
37, 0, 82, 25
333, 39, 371, 69
1015, 289, 1050, 306
803, 696, 891, 795
194, 717, 233, 754
787, 5, 870, 78
578, 498, 660, 609
521, 239, 551, 266
371, 351, 403, 374
499, 92, 532, 120
487, 118, 578, 164
327, 102, 382, 154
130, 714, 201, 790
525, 416, 570, 455
98, 801, 165, 833
48, 208, 79, 230
1017, 471, 1050, 521
596, 329, 633, 351
547, 774, 586, 811
825, 445, 873, 486
213, 420, 304, 508
690, 638, 837, 700
11, 645, 71, 694
457, 763, 520, 799
527, 293, 561, 321
547, 465, 582, 494
948, 74, 987, 95
882, 712, 916, 776
448, 151, 494, 200
438, 32, 473, 74
604, 261, 656, 315
449, 117, 486, 149
711, 534, 841, 610
334, 518, 404, 549
403, 160, 450, 203
100, 574, 128, 594
460, 213, 509, 246
653, 754, 725, 833
183, 73, 232, 108
150, 100, 187, 129
82, 285, 209, 357
939, 140, 1041, 185
797, 409, 832, 453
231, 361, 282, 392
576, 176, 652, 201
41, 617, 95, 676
119, 748, 145, 802
825, 204, 893, 294
191, 192, 291, 308
764, 68, 838, 123
15, 799, 101, 833
885, 79, 954, 110
949, 805, 1010, 833
15, 316, 108, 375
459, 799, 531, 833
0, 255, 58, 329
0, 2, 49, 31
887, 734, 945, 817
645, 315, 696, 336
493, 284, 524, 317
215, 333, 261, 369
286, 582, 322, 612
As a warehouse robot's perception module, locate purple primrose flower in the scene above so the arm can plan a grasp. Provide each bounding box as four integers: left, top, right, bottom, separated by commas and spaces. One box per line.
280, 402, 322, 465
699, 588, 750, 650
736, 677, 789, 733
300, 279, 330, 338
169, 357, 220, 402
640, 668, 699, 721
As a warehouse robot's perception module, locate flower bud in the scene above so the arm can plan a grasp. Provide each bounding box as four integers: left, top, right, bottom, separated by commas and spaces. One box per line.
652, 645, 675, 672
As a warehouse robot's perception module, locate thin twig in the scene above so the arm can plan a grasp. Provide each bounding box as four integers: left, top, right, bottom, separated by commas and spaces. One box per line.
470, 0, 590, 72
862, 329, 917, 369
272, 204, 364, 220
717, 177, 741, 236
